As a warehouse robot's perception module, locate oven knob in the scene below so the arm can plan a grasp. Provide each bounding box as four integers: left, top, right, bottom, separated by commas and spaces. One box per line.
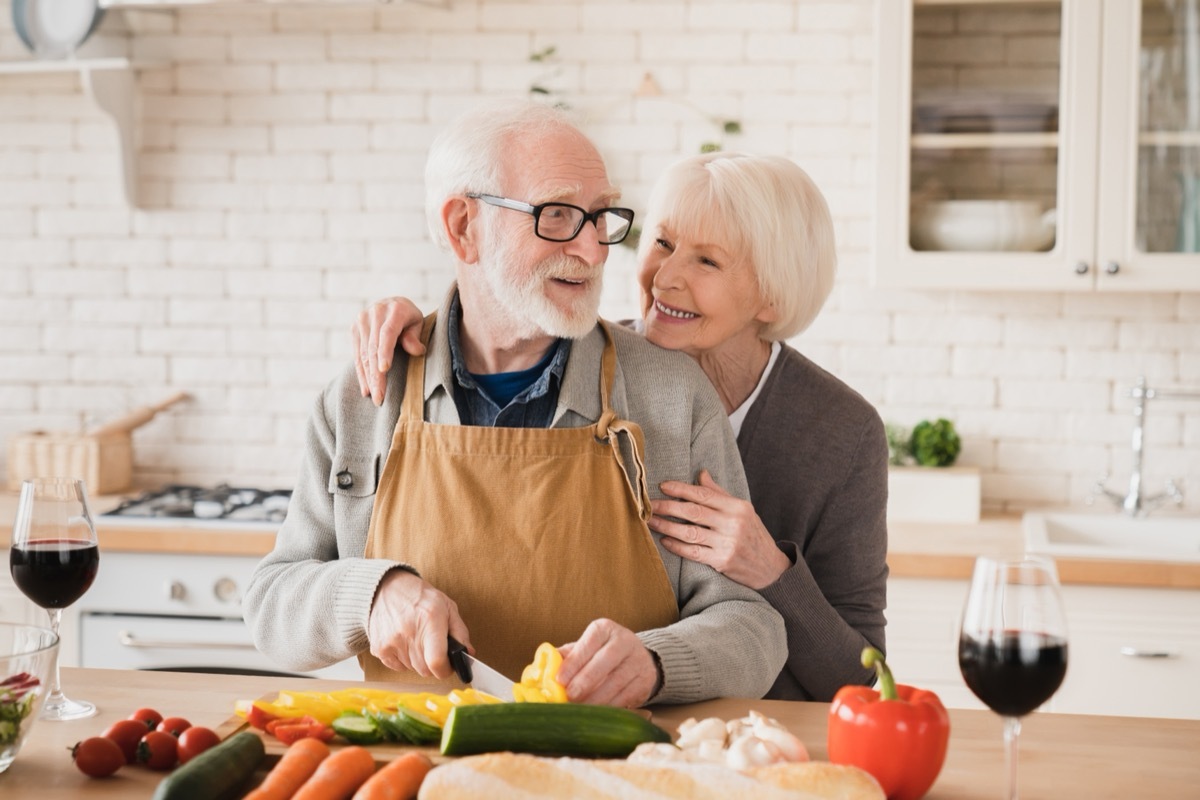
213, 577, 240, 604
167, 580, 186, 601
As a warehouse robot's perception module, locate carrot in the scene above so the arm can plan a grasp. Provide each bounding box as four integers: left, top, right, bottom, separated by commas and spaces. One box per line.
350, 752, 434, 800
243, 737, 331, 800
292, 745, 378, 800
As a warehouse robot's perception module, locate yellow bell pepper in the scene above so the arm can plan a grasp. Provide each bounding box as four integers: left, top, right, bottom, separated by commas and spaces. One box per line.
513, 642, 569, 703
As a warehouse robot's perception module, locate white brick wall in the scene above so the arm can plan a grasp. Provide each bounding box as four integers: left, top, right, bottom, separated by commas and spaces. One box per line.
2, 0, 1198, 513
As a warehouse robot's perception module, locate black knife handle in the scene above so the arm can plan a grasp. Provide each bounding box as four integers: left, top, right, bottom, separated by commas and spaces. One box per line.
447, 635, 472, 684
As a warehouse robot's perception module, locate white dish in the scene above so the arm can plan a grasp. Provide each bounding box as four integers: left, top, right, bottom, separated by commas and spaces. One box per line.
910, 199, 1057, 252
11, 0, 105, 60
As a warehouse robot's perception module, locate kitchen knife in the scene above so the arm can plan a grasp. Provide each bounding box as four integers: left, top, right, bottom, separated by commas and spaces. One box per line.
447, 635, 515, 702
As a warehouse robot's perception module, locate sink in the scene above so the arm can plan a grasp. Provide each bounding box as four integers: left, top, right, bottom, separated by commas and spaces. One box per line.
1023, 512, 1200, 563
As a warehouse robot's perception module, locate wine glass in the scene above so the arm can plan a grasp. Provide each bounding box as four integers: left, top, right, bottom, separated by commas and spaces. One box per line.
9, 478, 100, 721
958, 555, 1068, 800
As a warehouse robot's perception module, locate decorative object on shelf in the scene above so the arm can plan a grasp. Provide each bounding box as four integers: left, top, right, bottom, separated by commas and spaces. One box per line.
11, 0, 105, 60
910, 200, 1057, 253
886, 418, 979, 524
528, 45, 569, 110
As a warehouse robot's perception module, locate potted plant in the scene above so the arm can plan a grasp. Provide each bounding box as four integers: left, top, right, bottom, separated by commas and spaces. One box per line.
885, 418, 980, 523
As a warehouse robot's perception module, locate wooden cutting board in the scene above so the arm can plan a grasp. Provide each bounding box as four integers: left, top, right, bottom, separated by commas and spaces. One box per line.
214, 693, 654, 765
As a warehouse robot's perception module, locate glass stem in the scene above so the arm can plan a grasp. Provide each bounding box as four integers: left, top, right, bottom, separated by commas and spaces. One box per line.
1004, 716, 1022, 800
43, 608, 66, 707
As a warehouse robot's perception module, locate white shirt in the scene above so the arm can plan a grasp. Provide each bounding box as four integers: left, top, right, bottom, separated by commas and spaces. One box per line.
728, 341, 781, 437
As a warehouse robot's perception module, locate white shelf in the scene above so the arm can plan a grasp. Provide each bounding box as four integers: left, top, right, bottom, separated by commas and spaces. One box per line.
910, 131, 1059, 150
0, 58, 164, 207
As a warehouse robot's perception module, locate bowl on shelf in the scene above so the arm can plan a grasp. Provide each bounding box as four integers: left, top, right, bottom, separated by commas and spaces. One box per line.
910, 199, 1056, 252
0, 622, 59, 774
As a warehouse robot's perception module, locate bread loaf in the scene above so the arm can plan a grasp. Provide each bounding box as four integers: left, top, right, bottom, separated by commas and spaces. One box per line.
418, 753, 884, 799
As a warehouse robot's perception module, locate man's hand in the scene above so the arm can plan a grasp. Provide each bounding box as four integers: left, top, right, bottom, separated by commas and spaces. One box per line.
367, 569, 471, 678
352, 297, 428, 406
555, 619, 659, 708
649, 469, 790, 590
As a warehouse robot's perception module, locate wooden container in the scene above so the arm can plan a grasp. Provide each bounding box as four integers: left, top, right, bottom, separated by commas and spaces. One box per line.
5, 392, 188, 494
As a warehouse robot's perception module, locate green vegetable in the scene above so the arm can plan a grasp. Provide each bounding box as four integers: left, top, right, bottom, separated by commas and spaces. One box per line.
0, 673, 38, 747
331, 712, 383, 745
150, 730, 265, 800
368, 710, 415, 744
910, 418, 961, 467
440, 702, 671, 758
391, 708, 441, 745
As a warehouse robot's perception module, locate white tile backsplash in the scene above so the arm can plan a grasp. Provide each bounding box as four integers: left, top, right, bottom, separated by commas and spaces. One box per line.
1, 0, 1198, 512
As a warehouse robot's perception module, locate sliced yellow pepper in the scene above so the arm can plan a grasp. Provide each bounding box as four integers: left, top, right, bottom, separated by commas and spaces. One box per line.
513, 642, 569, 703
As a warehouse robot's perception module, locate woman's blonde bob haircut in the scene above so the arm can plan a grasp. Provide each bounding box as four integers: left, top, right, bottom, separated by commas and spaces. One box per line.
637, 152, 837, 342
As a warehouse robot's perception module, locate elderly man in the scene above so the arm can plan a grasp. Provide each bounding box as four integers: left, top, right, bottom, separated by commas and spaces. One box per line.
243, 100, 786, 707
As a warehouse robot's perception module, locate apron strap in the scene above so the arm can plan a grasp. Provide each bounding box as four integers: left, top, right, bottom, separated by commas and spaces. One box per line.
592, 322, 652, 521
400, 313, 438, 423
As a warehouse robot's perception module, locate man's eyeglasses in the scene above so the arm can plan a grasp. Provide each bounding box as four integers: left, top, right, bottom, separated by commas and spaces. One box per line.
467, 193, 635, 246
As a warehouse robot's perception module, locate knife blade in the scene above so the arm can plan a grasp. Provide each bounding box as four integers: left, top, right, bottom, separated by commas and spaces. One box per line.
447, 635, 515, 702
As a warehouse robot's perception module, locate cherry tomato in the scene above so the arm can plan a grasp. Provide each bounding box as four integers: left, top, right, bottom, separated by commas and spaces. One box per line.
129, 707, 163, 729
72, 736, 124, 778
136, 730, 178, 771
176, 726, 220, 764
103, 718, 152, 764
156, 716, 192, 737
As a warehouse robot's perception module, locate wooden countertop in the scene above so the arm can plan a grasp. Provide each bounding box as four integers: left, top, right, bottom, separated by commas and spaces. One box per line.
4, 668, 1198, 799
3, 494, 1199, 588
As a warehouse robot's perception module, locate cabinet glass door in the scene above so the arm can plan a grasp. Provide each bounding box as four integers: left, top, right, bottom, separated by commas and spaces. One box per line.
1136, 0, 1200, 253
908, 2, 1063, 255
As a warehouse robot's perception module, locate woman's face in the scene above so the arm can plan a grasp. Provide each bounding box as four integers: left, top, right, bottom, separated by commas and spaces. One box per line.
637, 220, 775, 358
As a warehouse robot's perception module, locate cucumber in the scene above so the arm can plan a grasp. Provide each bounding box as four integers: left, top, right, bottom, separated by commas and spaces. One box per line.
369, 710, 415, 744
392, 708, 441, 745
440, 703, 671, 758
151, 730, 265, 800
331, 712, 384, 745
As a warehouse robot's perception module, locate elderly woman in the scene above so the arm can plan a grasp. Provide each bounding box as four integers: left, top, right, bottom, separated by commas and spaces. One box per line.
353, 152, 888, 701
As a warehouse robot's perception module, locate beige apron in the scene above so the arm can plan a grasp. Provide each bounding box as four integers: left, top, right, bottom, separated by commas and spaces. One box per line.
361, 314, 679, 681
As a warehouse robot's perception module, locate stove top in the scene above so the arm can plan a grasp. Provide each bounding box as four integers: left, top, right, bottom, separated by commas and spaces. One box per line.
98, 484, 291, 530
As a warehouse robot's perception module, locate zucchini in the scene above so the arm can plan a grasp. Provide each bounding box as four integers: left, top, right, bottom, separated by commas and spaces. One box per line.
440, 703, 671, 758
151, 730, 265, 800
331, 712, 384, 745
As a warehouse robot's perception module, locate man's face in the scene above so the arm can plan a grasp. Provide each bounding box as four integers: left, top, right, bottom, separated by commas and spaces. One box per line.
476, 128, 618, 340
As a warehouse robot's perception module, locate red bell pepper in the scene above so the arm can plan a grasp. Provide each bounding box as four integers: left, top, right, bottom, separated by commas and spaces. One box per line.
827, 647, 950, 800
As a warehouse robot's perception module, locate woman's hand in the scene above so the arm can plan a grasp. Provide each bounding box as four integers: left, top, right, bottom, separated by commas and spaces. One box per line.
649, 470, 790, 590
556, 619, 658, 708
352, 296, 427, 406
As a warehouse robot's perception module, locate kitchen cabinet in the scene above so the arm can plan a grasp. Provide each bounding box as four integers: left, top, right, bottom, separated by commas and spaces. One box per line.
875, 0, 1200, 291
887, 576, 1200, 718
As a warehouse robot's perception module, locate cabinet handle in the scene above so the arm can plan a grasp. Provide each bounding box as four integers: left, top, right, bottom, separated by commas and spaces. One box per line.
1105, 261, 1120, 275
1119, 646, 1179, 659
1074, 261, 1090, 275
118, 631, 257, 651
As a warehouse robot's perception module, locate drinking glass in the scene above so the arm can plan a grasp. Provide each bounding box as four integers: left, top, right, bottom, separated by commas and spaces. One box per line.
9, 478, 100, 720
958, 555, 1068, 800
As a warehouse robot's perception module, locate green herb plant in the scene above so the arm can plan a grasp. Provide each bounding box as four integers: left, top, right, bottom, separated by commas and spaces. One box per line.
886, 418, 961, 468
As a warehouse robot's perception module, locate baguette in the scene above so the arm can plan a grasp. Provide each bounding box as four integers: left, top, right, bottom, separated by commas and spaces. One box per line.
418, 753, 884, 800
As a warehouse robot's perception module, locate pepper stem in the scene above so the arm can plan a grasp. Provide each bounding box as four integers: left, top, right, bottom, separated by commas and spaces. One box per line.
861, 646, 897, 700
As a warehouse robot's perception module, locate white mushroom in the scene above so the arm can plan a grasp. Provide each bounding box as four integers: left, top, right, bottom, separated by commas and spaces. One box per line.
694, 739, 729, 764
749, 714, 809, 763
627, 743, 689, 763
724, 735, 784, 770
675, 716, 728, 750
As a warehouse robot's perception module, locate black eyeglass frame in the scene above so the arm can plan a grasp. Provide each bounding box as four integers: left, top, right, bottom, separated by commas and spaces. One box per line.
466, 193, 635, 245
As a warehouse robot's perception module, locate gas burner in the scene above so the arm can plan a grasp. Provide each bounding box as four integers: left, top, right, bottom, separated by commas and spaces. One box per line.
99, 484, 292, 529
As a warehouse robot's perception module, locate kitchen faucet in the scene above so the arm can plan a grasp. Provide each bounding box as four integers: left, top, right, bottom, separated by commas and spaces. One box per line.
1090, 376, 1200, 516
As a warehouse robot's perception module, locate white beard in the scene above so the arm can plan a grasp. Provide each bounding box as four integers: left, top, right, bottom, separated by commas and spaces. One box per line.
479, 231, 603, 340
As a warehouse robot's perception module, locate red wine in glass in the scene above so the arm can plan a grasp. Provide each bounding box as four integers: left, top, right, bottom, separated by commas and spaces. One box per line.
958, 630, 1068, 718
9, 478, 100, 721
9, 540, 99, 610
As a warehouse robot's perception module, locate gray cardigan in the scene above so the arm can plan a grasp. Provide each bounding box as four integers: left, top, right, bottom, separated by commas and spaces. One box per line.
746, 344, 890, 701
243, 296, 787, 704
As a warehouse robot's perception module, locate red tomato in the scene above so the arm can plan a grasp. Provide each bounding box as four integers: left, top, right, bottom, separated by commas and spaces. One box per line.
129, 707, 163, 729
246, 704, 281, 731
72, 736, 125, 778
156, 716, 192, 737
136, 730, 178, 771
176, 726, 220, 764
103, 718, 152, 764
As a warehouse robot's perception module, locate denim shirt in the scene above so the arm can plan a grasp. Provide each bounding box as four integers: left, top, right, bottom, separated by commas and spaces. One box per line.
446, 293, 571, 428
